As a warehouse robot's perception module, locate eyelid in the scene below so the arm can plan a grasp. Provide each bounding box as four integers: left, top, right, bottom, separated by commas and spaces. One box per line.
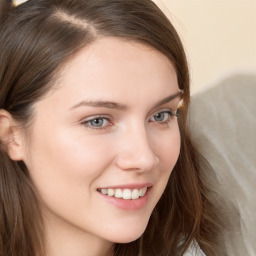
80, 115, 113, 129
150, 108, 176, 118
79, 107, 178, 131
148, 109, 177, 124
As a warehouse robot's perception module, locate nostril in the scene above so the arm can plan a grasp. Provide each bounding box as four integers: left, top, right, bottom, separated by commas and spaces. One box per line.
115, 129, 158, 171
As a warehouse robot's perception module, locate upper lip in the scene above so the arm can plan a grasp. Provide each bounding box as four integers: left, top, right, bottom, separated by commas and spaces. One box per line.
98, 183, 153, 190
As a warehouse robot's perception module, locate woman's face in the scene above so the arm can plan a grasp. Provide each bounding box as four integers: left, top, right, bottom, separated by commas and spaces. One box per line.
21, 37, 181, 249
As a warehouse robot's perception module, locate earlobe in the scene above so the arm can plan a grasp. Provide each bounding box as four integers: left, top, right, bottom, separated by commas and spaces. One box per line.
0, 109, 24, 161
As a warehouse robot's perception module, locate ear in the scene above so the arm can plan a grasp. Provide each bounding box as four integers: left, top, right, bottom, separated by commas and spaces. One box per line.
0, 109, 24, 161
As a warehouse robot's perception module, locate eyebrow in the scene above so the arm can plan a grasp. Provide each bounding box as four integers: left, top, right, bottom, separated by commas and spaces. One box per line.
70, 91, 183, 111
154, 91, 183, 108
71, 100, 127, 111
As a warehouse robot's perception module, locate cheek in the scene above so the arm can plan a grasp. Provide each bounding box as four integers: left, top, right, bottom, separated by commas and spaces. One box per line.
155, 126, 181, 170
24, 127, 114, 201
150, 125, 181, 200
54, 132, 115, 174
23, 130, 118, 229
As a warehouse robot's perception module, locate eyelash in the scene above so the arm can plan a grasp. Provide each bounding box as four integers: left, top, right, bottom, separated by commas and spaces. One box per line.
81, 115, 112, 130
80, 110, 177, 130
149, 110, 177, 124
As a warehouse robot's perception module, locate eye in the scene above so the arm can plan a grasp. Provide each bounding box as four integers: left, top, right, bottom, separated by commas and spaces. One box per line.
149, 111, 175, 123
81, 117, 111, 129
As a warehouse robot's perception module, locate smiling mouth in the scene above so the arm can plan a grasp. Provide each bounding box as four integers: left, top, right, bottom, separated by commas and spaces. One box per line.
97, 187, 148, 200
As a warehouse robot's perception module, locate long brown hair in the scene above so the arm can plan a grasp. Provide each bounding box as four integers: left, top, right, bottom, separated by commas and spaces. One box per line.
0, 0, 221, 255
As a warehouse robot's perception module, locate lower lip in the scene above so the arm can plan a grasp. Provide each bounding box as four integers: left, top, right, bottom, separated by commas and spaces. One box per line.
97, 187, 151, 210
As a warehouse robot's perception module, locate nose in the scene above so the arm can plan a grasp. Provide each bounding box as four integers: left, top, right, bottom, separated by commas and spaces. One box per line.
115, 126, 159, 172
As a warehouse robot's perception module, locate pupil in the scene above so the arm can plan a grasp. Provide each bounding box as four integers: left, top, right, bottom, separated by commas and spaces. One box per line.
155, 113, 164, 121
92, 118, 103, 127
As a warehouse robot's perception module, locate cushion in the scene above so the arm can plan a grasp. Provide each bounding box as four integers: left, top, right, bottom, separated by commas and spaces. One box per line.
189, 74, 256, 255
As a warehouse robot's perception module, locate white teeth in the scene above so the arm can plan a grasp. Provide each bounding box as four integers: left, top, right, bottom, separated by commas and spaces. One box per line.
99, 187, 148, 200
101, 188, 108, 195
132, 189, 139, 199
138, 187, 147, 197
115, 189, 123, 198
123, 189, 132, 200
141, 187, 147, 196
107, 188, 115, 197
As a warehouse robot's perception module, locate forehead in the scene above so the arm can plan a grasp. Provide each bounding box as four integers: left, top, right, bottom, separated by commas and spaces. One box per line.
42, 37, 178, 110
60, 37, 175, 75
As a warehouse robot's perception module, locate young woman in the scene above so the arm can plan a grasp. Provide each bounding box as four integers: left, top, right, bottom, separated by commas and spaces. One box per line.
0, 0, 221, 255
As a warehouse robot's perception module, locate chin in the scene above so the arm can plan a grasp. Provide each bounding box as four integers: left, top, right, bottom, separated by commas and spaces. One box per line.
112, 233, 143, 244
108, 222, 148, 244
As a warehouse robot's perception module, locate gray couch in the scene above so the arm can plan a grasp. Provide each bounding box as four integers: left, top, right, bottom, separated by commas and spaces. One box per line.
189, 74, 256, 255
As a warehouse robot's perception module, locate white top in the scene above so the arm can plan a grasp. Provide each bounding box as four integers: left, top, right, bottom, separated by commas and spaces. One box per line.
183, 241, 206, 256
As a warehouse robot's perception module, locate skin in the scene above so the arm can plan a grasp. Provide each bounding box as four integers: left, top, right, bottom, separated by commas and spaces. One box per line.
5, 37, 181, 256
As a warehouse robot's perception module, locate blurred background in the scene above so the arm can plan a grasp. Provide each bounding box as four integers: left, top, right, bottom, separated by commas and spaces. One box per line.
154, 0, 256, 94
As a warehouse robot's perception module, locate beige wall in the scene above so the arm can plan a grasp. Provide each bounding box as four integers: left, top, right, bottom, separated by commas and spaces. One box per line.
154, 0, 256, 93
